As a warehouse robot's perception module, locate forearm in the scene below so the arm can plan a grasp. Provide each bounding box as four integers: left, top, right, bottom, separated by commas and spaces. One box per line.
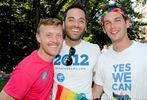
92, 83, 103, 99
0, 90, 15, 100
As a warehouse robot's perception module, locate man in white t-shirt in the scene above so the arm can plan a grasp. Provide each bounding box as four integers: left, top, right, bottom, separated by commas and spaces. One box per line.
52, 4, 101, 100
92, 3, 147, 100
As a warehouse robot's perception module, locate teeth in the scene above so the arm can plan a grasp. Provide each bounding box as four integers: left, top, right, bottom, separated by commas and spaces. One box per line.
50, 45, 57, 48
111, 31, 117, 34
72, 29, 79, 32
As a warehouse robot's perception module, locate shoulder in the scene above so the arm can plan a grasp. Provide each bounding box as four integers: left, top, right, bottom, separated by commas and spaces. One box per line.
133, 41, 147, 50
19, 50, 41, 66
81, 40, 100, 50
13, 50, 42, 75
82, 40, 101, 55
99, 47, 112, 59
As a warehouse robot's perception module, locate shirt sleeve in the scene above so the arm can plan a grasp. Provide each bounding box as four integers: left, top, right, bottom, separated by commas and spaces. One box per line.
93, 55, 104, 86
4, 66, 33, 99
93, 45, 101, 73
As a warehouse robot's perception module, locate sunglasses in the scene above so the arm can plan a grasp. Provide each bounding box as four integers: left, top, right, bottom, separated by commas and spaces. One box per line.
65, 47, 76, 66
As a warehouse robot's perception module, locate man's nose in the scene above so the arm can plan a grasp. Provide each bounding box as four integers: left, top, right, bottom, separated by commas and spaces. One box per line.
74, 21, 79, 27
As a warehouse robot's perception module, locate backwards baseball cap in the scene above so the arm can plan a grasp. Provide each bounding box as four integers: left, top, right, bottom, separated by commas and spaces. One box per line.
95, 4, 129, 25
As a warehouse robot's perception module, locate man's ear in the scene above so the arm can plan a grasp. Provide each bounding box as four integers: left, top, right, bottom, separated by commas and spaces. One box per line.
63, 21, 65, 30
63, 21, 66, 36
103, 27, 107, 34
85, 22, 87, 32
36, 33, 41, 43
85, 26, 87, 32
126, 19, 132, 28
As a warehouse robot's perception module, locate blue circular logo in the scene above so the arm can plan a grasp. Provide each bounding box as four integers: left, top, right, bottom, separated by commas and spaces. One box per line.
42, 71, 48, 80
57, 73, 65, 82
80, 93, 87, 100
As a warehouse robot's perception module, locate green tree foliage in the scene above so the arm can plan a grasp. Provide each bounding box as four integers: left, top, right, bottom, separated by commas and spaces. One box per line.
0, 0, 37, 72
0, 0, 145, 72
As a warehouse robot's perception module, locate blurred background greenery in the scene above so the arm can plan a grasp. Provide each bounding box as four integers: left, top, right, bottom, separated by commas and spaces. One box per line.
0, 0, 146, 74
0, 79, 8, 91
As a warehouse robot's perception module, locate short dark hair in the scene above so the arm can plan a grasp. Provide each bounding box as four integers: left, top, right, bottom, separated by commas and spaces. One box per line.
63, 4, 87, 21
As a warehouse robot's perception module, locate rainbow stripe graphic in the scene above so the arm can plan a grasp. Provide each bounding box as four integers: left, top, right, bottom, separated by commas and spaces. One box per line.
113, 92, 131, 100
55, 85, 87, 100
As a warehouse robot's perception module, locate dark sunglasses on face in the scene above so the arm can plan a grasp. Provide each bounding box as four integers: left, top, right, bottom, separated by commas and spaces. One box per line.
65, 47, 76, 66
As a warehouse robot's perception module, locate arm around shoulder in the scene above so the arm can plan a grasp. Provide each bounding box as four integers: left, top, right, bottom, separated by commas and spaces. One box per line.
0, 90, 15, 100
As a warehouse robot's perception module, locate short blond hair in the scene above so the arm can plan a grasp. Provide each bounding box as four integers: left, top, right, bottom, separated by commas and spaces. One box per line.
37, 18, 62, 34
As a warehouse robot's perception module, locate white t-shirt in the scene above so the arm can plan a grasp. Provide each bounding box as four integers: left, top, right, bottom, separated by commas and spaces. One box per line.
52, 40, 101, 100
94, 41, 147, 99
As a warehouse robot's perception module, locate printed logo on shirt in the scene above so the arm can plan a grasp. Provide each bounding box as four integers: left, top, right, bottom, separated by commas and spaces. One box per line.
79, 93, 87, 100
112, 63, 131, 99
54, 54, 89, 66
57, 73, 65, 82
42, 71, 48, 80
113, 92, 131, 100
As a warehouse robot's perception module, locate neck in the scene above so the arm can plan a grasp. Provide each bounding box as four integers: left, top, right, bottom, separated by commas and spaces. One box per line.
37, 48, 54, 62
113, 39, 133, 52
65, 37, 81, 47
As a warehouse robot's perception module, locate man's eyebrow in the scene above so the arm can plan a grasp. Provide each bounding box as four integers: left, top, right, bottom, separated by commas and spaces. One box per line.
79, 17, 86, 20
67, 17, 74, 19
103, 19, 110, 23
104, 16, 122, 21
114, 16, 122, 19
67, 16, 85, 20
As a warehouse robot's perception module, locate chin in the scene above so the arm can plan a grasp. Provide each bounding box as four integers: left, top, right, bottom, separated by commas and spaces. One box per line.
51, 52, 59, 57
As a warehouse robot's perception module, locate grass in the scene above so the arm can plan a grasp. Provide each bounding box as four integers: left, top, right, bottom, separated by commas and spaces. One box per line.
0, 79, 8, 91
